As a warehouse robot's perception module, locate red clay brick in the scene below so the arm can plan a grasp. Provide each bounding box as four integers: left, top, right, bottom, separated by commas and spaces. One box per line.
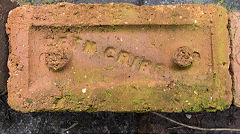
6, 3, 231, 113
230, 12, 240, 106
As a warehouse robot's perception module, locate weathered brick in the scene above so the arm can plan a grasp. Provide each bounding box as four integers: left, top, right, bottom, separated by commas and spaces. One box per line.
229, 12, 240, 107
7, 3, 231, 113
15, 0, 141, 5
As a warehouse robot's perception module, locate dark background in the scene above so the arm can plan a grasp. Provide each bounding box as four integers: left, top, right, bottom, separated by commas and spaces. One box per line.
1, 0, 240, 133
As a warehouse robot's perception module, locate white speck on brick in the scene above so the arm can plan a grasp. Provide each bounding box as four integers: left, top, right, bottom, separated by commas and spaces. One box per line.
82, 88, 86, 93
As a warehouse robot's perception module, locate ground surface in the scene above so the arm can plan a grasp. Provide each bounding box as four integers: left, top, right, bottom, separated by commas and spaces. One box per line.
1, 0, 240, 134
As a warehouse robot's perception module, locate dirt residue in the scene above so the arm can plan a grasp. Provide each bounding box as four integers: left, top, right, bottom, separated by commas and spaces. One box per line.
45, 40, 72, 71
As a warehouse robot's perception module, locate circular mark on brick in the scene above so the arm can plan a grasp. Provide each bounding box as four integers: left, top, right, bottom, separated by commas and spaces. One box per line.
39, 53, 45, 63
45, 44, 72, 71
173, 46, 193, 68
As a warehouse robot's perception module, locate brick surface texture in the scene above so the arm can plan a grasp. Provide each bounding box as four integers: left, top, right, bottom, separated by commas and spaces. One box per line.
7, 3, 232, 113
230, 12, 240, 107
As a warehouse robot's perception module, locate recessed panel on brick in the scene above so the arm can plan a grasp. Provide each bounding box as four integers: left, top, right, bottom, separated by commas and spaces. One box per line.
6, 3, 231, 113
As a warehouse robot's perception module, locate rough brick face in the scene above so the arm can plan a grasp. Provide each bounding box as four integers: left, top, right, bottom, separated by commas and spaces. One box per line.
7, 3, 231, 113
230, 12, 240, 107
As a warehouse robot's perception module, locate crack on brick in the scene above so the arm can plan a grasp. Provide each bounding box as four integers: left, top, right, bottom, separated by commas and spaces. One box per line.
228, 17, 235, 105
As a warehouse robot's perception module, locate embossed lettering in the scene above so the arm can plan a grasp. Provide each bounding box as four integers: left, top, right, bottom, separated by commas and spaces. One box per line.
73, 36, 82, 46
117, 51, 130, 65
83, 40, 97, 55
83, 44, 157, 74
131, 56, 142, 69
104, 47, 116, 60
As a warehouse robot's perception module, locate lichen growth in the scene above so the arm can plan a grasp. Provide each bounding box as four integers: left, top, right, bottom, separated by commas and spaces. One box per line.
51, 80, 230, 112
104, 66, 115, 72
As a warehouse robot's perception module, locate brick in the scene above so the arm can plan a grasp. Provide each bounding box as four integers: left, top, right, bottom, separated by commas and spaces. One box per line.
16, 0, 141, 6
0, 0, 18, 95
229, 12, 240, 107
7, 3, 231, 113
